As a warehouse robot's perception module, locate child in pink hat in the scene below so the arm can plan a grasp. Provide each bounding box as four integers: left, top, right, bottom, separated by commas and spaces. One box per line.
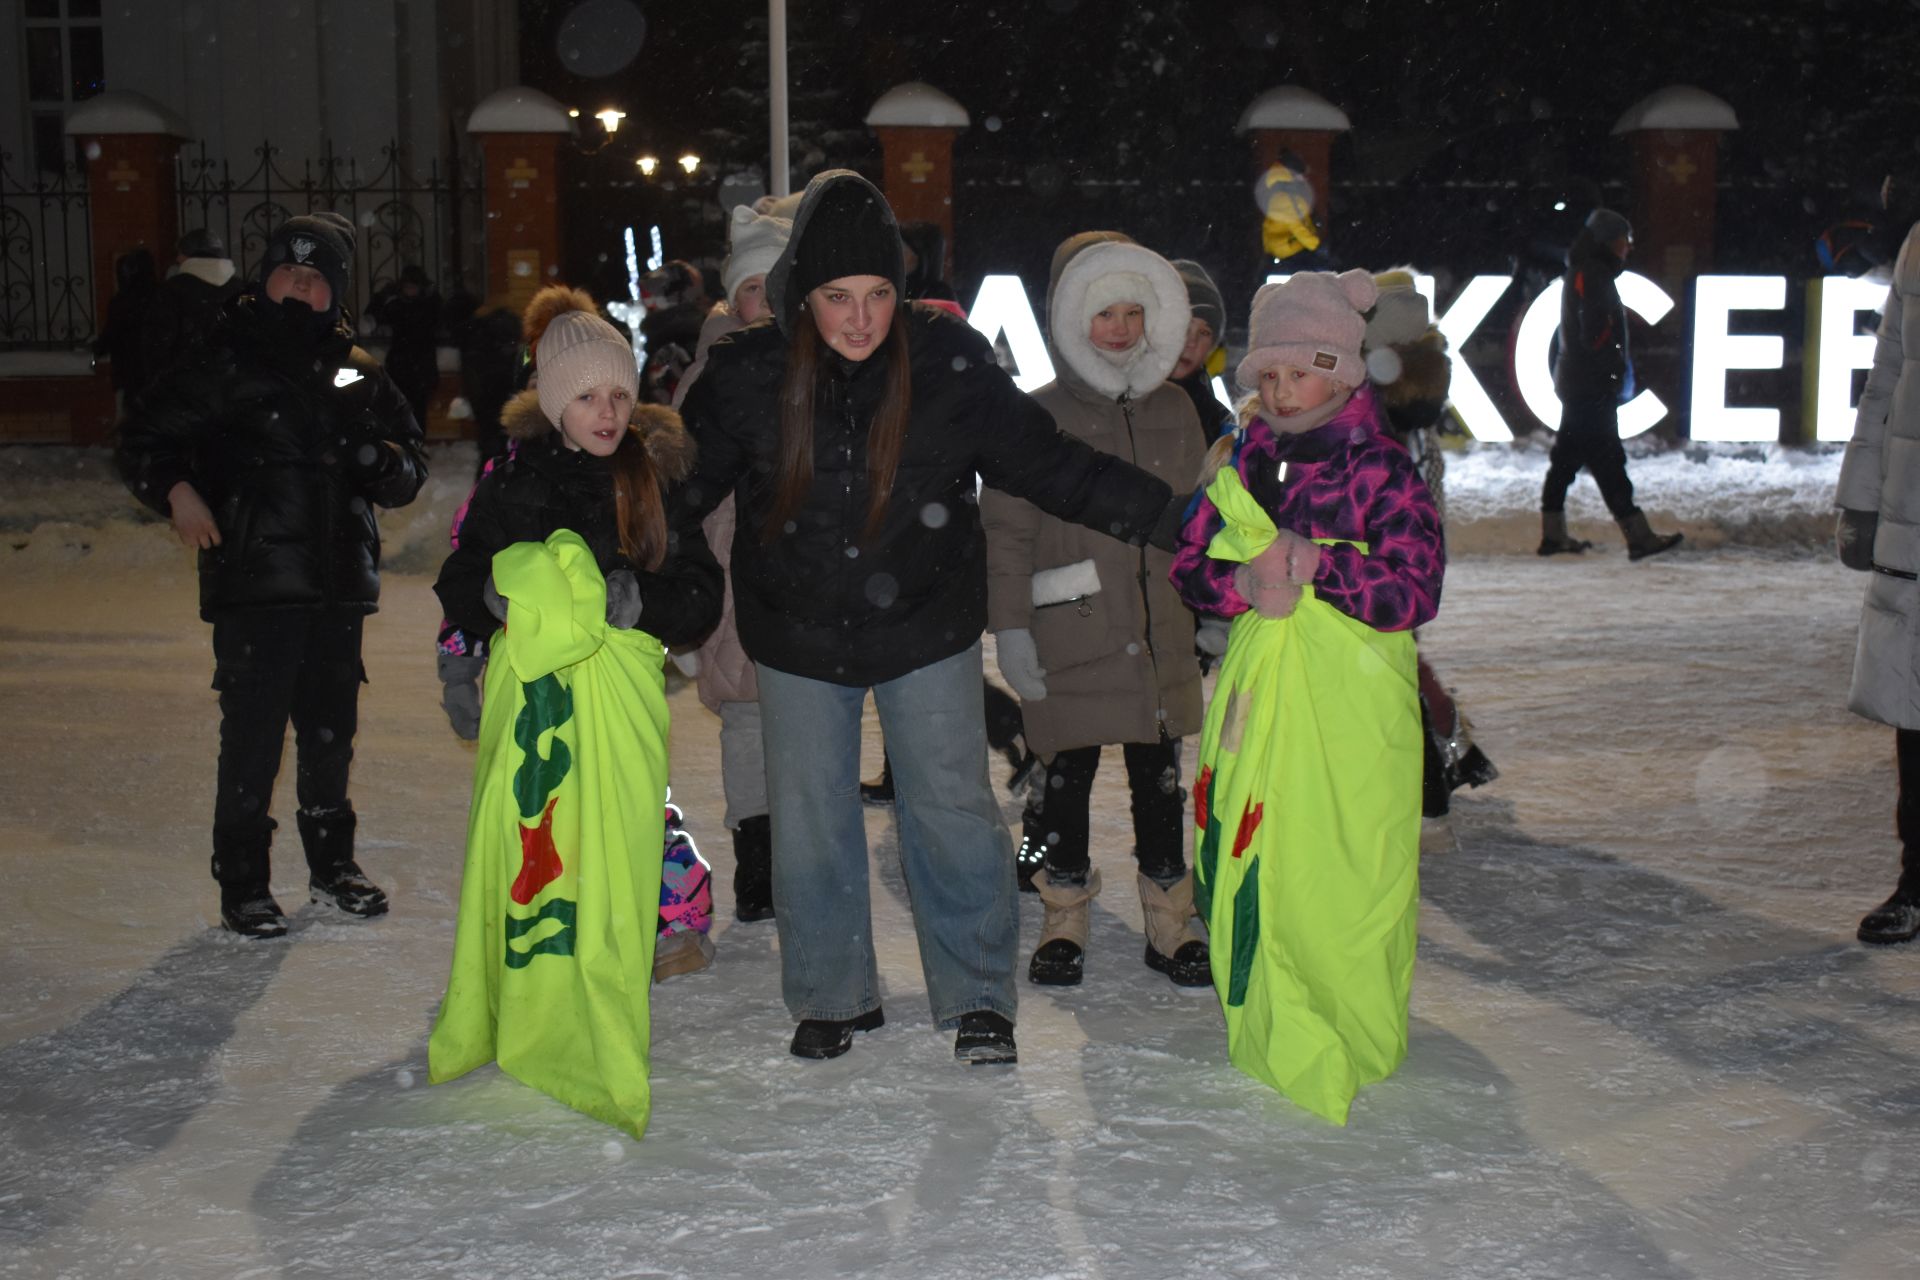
1168, 268, 1446, 1123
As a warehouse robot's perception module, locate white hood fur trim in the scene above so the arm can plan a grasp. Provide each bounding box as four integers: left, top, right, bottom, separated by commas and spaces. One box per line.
1049, 241, 1190, 399
1031, 558, 1102, 608
178, 256, 236, 288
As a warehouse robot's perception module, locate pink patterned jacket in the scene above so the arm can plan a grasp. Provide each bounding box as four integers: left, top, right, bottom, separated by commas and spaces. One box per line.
1169, 382, 1444, 632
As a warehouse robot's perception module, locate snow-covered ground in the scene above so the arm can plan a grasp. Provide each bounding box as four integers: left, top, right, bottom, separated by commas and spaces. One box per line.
3, 441, 1917, 1280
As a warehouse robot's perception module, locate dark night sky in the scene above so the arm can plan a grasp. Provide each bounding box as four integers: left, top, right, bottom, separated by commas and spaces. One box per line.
517, 0, 1920, 314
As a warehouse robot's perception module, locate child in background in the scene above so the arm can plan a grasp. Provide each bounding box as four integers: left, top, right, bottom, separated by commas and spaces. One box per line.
1169, 269, 1444, 1124
672, 202, 791, 922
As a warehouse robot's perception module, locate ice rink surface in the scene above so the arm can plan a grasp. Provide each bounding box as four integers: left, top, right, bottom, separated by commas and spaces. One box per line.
2, 442, 1916, 1279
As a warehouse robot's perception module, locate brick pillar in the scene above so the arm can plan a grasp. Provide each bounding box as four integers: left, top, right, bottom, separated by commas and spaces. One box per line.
1624, 128, 1725, 290
872, 126, 960, 278
78, 132, 183, 344
473, 133, 564, 314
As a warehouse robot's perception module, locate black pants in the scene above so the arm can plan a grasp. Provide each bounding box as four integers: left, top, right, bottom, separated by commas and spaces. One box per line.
1541, 398, 1638, 521
1025, 738, 1184, 882
1895, 728, 1920, 898
210, 610, 365, 888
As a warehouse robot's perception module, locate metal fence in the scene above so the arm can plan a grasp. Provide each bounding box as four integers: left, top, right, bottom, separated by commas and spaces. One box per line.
177, 139, 482, 323
0, 152, 93, 349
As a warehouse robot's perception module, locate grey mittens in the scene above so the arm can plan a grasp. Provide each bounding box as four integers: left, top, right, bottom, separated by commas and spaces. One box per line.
995, 628, 1048, 701
605, 569, 643, 629
436, 650, 485, 741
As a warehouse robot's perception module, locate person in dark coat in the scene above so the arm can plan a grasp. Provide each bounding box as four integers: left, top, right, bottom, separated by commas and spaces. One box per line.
139, 228, 242, 390
115, 212, 428, 939
899, 220, 957, 303
449, 293, 526, 474
367, 264, 442, 430
660, 170, 1188, 1067
1538, 208, 1682, 560
93, 247, 159, 404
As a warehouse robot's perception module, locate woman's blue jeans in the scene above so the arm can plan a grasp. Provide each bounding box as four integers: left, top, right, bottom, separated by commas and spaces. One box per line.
756, 643, 1017, 1029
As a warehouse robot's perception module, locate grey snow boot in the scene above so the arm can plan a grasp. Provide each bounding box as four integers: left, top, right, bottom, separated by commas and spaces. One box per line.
1029, 868, 1100, 986
1621, 509, 1683, 561
1537, 510, 1593, 556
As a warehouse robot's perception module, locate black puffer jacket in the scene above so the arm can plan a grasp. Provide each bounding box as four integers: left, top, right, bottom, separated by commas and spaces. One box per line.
1552, 229, 1633, 404
432, 391, 719, 647
116, 293, 428, 620
664, 306, 1178, 686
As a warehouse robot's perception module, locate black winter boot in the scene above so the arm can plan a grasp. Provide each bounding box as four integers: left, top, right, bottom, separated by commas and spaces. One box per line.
953, 1011, 1018, 1065
732, 813, 775, 922
790, 1006, 884, 1060
1858, 890, 1920, 945
220, 885, 289, 939
1621, 510, 1683, 561
298, 808, 389, 918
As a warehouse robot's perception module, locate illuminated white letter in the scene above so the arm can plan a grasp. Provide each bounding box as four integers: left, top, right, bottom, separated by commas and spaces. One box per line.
1516, 272, 1675, 439
1809, 276, 1890, 441
967, 275, 1054, 392
1689, 275, 1786, 442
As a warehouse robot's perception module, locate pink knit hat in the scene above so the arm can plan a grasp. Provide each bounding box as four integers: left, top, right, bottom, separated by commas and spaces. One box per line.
1235, 268, 1379, 390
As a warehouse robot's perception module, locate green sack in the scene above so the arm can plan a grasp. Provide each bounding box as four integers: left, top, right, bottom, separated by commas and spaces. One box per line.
429, 529, 670, 1140
1192, 467, 1420, 1126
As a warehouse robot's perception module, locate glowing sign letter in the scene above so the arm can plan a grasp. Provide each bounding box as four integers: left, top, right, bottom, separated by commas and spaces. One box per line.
1689, 275, 1786, 442
1516, 272, 1675, 439
1430, 275, 1517, 442
1808, 276, 1890, 442
966, 275, 1054, 392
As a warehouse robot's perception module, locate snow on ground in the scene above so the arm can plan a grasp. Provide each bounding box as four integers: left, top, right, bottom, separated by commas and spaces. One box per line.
2, 442, 1917, 1280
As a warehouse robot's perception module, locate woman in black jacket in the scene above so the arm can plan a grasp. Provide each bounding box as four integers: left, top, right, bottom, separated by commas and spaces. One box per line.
117, 213, 427, 939
663, 170, 1185, 1066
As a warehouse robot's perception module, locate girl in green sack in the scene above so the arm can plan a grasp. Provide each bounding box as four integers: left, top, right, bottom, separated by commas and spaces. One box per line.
1168, 269, 1445, 1125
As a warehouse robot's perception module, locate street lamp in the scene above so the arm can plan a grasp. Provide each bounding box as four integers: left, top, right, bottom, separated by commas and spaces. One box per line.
595, 108, 627, 134
678, 153, 701, 176
637, 155, 660, 177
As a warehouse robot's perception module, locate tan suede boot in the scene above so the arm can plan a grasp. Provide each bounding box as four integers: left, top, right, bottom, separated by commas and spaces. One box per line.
1137, 872, 1211, 988
1029, 868, 1101, 986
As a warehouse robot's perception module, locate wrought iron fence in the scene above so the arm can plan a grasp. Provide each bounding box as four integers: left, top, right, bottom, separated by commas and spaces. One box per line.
176, 139, 482, 323
0, 151, 93, 349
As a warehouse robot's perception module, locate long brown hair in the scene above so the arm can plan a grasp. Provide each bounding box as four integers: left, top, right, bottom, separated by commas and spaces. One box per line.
610, 424, 668, 570
762, 314, 913, 543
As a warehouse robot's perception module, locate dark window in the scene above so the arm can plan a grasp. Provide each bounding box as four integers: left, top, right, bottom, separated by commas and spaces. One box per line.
24, 0, 60, 18
69, 0, 103, 16
68, 24, 102, 100
26, 26, 63, 100
31, 112, 70, 174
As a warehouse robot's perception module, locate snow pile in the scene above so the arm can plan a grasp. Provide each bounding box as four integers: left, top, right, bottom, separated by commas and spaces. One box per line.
0, 438, 1849, 572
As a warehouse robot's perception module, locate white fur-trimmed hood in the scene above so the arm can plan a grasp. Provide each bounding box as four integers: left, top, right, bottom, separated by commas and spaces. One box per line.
1047, 240, 1190, 400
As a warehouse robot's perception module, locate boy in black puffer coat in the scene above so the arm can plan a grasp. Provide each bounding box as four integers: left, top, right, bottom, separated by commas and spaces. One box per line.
117, 212, 428, 939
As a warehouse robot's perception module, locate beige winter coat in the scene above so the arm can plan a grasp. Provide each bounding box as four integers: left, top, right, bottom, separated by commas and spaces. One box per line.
981, 235, 1204, 755
1839, 221, 1920, 729
674, 304, 758, 710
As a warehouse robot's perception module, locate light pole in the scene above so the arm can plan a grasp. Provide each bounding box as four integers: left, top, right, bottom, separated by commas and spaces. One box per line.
769, 0, 789, 197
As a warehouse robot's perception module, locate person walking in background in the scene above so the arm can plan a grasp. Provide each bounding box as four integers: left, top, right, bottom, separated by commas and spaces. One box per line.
983, 232, 1209, 989
1537, 208, 1682, 561
93, 247, 159, 409
660, 170, 1189, 1066
367, 264, 443, 431
115, 213, 427, 938
1168, 258, 1234, 447
1835, 186, 1920, 946
139, 228, 241, 389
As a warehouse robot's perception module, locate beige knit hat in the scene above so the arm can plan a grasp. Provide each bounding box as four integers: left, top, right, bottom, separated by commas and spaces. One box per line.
534, 306, 639, 427
1235, 268, 1379, 390
722, 204, 793, 307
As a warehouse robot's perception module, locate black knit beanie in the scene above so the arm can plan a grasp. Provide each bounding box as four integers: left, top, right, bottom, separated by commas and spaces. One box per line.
768, 170, 904, 334
260, 212, 355, 312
